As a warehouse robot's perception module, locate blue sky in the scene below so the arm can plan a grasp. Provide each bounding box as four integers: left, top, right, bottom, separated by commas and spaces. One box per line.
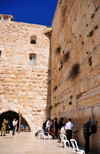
0, 0, 58, 26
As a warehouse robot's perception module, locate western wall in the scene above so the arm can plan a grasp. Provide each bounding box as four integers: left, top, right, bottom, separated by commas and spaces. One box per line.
51, 0, 100, 152
0, 0, 100, 152
0, 15, 51, 132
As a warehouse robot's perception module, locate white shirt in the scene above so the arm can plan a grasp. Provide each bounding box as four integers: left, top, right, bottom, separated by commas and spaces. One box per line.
60, 126, 66, 134
46, 120, 51, 129
65, 121, 73, 130
12, 120, 17, 126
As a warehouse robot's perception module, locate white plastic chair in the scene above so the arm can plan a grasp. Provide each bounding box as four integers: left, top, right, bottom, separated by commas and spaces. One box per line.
37, 127, 43, 139
43, 130, 50, 140
70, 139, 85, 154
60, 133, 70, 148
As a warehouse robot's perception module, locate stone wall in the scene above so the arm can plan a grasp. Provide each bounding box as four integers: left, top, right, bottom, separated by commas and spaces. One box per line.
0, 20, 51, 132
51, 0, 100, 152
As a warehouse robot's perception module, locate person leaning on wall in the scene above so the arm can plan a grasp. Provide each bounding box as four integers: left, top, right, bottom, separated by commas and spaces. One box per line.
83, 121, 91, 153
83, 118, 98, 153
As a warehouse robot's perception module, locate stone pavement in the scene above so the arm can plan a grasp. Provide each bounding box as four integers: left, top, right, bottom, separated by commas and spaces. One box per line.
0, 131, 73, 154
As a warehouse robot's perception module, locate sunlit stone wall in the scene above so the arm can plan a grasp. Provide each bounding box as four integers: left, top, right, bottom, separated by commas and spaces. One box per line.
0, 19, 51, 132
51, 0, 100, 152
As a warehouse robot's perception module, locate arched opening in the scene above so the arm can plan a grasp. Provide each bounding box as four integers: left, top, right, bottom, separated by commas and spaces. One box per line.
0, 111, 31, 132
30, 35, 37, 44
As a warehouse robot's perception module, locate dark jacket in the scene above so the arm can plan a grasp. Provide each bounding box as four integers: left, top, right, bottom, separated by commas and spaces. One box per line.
55, 121, 59, 130
83, 123, 91, 138
59, 120, 64, 130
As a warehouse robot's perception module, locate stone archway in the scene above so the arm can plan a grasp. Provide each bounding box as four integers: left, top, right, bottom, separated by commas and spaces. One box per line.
0, 105, 35, 132
0, 110, 31, 132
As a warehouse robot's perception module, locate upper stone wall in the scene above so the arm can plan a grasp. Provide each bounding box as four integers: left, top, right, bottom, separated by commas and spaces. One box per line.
0, 20, 51, 131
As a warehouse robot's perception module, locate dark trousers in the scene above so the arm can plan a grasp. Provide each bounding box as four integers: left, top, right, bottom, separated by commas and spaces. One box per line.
6, 127, 9, 133
67, 130, 72, 146
55, 128, 58, 137
12, 126, 16, 135
50, 126, 53, 132
85, 136, 90, 152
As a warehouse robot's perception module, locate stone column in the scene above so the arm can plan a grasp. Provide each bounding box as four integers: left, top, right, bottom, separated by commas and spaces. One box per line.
18, 113, 21, 133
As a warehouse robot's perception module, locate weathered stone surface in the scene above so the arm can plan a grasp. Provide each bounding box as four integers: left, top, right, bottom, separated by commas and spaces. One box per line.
0, 20, 51, 132
51, 0, 100, 152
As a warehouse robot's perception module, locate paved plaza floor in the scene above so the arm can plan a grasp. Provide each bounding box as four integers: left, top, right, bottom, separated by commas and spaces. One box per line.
0, 131, 73, 154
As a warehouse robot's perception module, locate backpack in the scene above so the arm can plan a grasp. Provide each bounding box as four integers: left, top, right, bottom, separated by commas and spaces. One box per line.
43, 121, 47, 129
35, 131, 38, 136
91, 125, 97, 134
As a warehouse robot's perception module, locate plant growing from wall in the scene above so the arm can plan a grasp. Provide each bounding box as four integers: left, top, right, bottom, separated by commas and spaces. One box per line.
59, 67, 61, 71
59, 61, 63, 71
54, 102, 60, 107
70, 95, 73, 99
95, 6, 99, 12
61, 64, 63, 69
94, 46, 97, 50
68, 63, 80, 79
87, 30, 94, 37
56, 46, 61, 54
94, 25, 98, 30
91, 13, 95, 18
88, 57, 92, 66
62, 51, 70, 63
60, 61, 63, 65
86, 51, 89, 54
49, 105, 52, 110
86, 24, 88, 27
53, 85, 57, 91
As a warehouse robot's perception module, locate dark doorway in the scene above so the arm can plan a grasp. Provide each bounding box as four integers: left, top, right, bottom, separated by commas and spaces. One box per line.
0, 111, 30, 132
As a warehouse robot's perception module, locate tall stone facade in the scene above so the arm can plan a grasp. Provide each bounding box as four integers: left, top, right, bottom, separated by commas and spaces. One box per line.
51, 0, 100, 152
0, 18, 51, 132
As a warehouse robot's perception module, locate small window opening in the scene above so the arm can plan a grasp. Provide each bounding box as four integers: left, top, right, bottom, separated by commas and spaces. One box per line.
30, 35, 37, 44
29, 54, 36, 65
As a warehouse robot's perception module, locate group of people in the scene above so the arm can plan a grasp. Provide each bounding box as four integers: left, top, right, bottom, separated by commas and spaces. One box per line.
43, 117, 96, 153
43, 117, 74, 142
1, 118, 18, 136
